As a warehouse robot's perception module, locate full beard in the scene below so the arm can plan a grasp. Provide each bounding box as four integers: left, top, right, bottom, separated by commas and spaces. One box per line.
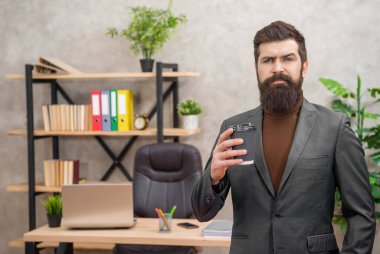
258, 73, 303, 114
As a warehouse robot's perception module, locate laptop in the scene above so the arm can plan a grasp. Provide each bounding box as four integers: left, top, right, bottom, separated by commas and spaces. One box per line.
61, 183, 135, 229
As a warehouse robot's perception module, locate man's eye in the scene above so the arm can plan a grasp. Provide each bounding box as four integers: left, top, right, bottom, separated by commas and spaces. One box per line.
263, 59, 272, 63
284, 57, 294, 61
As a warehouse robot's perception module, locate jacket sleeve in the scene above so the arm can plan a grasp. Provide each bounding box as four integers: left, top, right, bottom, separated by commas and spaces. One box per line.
191, 120, 231, 222
334, 115, 376, 253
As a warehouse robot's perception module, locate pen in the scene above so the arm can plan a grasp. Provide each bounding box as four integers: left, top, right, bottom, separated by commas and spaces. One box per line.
155, 208, 165, 230
169, 205, 177, 217
156, 208, 170, 230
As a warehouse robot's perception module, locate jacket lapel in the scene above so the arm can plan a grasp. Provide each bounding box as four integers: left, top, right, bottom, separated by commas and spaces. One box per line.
277, 99, 317, 193
249, 108, 276, 198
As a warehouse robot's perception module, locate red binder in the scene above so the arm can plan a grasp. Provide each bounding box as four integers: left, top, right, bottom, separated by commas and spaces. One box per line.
91, 90, 102, 131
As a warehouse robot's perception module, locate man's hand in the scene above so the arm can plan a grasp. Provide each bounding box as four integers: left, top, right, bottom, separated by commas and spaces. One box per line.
210, 128, 247, 185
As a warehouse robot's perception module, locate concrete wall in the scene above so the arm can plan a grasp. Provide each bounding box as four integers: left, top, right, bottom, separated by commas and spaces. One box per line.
1, 0, 380, 253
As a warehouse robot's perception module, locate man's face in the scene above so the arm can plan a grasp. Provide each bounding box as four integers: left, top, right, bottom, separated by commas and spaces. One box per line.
255, 39, 308, 113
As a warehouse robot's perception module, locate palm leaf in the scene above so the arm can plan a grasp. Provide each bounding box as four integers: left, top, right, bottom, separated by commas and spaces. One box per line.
364, 126, 380, 149
319, 78, 355, 99
363, 112, 380, 119
372, 184, 380, 198
368, 88, 380, 104
371, 152, 380, 166
331, 100, 356, 117
368, 88, 380, 98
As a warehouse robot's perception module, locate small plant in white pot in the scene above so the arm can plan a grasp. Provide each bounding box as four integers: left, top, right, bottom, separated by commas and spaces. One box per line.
177, 99, 203, 130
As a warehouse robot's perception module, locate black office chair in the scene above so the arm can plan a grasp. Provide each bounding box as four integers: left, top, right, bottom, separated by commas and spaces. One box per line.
113, 142, 202, 254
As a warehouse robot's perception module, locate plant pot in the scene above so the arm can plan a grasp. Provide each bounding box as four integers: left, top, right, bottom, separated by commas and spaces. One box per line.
47, 214, 62, 228
182, 115, 199, 130
140, 59, 155, 72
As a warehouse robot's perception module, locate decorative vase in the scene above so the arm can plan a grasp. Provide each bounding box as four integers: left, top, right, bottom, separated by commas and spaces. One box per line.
47, 214, 62, 228
140, 59, 155, 72
182, 115, 199, 130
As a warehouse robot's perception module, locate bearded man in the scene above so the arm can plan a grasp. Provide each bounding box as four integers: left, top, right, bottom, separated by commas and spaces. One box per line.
191, 21, 375, 254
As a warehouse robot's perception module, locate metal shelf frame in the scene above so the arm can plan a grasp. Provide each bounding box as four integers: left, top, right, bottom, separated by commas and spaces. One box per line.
24, 62, 181, 237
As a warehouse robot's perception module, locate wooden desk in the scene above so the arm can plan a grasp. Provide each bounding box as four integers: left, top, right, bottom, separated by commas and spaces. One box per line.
24, 218, 231, 253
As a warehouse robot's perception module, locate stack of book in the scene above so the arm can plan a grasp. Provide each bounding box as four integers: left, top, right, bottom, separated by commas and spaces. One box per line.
43, 160, 79, 187
91, 90, 134, 131
42, 104, 92, 131
34, 57, 82, 74
201, 220, 233, 237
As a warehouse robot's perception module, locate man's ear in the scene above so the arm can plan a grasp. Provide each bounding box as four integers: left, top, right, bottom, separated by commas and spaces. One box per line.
302, 60, 308, 77
254, 62, 258, 73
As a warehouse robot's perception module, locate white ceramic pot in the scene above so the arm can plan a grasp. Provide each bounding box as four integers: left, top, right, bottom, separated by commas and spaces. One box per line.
182, 115, 199, 130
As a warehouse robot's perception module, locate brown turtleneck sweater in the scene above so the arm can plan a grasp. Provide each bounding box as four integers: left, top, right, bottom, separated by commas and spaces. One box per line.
263, 96, 303, 193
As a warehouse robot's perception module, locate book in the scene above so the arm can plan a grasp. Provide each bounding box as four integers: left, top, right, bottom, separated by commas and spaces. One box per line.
43, 159, 80, 187
72, 160, 80, 184
42, 104, 92, 132
34, 63, 64, 74
42, 105, 50, 131
36, 57, 83, 74
43, 160, 52, 187
202, 220, 233, 237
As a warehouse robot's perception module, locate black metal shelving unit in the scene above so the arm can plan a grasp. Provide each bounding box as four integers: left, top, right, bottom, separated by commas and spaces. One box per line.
23, 62, 183, 251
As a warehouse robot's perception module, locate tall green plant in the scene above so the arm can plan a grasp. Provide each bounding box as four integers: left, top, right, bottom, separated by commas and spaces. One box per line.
319, 76, 380, 165
107, 0, 186, 59
320, 75, 380, 230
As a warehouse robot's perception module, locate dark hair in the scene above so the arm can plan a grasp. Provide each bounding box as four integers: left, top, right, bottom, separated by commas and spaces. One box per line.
253, 21, 307, 64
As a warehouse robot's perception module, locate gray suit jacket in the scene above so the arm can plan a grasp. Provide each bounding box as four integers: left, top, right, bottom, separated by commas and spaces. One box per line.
191, 99, 376, 254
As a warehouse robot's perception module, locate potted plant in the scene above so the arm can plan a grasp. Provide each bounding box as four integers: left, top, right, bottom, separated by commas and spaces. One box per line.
106, 0, 187, 72
319, 75, 380, 230
177, 99, 203, 130
42, 194, 62, 228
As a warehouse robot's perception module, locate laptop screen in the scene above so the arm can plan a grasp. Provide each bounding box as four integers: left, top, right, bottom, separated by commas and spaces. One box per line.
61, 183, 134, 229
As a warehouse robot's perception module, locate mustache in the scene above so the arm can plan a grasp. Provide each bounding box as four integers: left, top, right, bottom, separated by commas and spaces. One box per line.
263, 73, 293, 86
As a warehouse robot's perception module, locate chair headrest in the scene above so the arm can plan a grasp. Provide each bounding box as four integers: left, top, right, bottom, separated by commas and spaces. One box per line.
134, 143, 202, 182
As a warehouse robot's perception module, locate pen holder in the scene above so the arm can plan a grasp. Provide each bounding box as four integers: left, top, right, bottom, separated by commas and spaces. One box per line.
158, 213, 172, 232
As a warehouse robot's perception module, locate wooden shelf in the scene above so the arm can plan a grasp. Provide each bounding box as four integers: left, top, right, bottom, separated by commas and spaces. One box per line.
7, 181, 116, 193
7, 184, 62, 193
9, 238, 114, 250
9, 238, 24, 248
4, 71, 200, 80
8, 128, 201, 137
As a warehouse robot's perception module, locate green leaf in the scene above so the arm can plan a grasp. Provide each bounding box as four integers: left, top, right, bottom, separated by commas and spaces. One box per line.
331, 100, 356, 117
332, 214, 347, 231
372, 184, 380, 199
364, 126, 380, 149
319, 78, 355, 99
368, 88, 380, 98
357, 75, 362, 99
106, 28, 119, 37
363, 112, 380, 119
371, 152, 380, 166
42, 194, 62, 215
177, 99, 203, 115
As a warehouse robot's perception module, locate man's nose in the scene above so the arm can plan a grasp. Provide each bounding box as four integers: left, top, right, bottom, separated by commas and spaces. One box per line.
272, 61, 284, 74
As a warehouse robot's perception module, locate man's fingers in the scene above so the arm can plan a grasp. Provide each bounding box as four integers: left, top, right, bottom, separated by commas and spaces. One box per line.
216, 158, 243, 168
218, 149, 247, 160
218, 138, 244, 152
217, 128, 234, 146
